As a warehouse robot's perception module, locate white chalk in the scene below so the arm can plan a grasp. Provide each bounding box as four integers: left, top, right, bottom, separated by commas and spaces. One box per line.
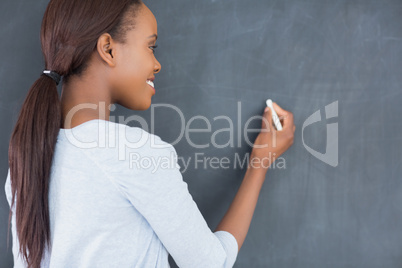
266, 99, 283, 131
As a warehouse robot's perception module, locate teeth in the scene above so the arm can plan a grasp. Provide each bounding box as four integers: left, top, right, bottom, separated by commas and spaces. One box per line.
146, 80, 154, 88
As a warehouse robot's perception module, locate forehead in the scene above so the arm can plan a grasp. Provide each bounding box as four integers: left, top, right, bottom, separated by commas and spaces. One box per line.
133, 4, 157, 36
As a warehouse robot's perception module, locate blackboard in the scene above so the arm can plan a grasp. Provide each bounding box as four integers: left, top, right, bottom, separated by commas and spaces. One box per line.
1, 0, 402, 267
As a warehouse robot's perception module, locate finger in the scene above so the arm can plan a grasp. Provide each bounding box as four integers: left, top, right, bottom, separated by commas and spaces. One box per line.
272, 102, 290, 116
282, 113, 294, 131
262, 107, 273, 129
261, 107, 275, 133
271, 102, 294, 130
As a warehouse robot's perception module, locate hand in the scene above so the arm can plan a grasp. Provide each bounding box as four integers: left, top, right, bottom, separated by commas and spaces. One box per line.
249, 102, 295, 170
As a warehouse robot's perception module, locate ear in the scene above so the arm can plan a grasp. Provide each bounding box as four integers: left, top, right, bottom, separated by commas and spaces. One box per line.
96, 33, 116, 67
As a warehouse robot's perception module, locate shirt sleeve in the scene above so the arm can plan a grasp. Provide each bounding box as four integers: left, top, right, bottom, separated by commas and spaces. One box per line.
93, 127, 239, 268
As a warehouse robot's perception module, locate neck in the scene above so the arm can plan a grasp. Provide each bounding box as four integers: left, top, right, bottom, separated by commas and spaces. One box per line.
60, 74, 112, 129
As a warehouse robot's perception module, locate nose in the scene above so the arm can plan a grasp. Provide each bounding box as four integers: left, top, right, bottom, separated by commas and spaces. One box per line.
154, 58, 161, 74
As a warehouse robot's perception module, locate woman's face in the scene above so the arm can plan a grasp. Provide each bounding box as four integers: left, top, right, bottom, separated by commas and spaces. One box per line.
111, 3, 161, 110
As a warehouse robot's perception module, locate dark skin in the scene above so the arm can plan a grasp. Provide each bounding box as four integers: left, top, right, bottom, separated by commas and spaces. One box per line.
59, 1, 296, 252
61, 3, 161, 129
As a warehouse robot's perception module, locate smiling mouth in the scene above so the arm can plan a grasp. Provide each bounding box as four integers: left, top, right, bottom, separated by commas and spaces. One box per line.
146, 80, 154, 88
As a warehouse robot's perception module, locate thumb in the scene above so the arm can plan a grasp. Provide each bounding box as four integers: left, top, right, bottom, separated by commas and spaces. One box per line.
261, 106, 274, 132
272, 102, 289, 116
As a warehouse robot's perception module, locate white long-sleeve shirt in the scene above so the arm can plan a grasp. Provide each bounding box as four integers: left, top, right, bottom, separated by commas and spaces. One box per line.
4, 119, 238, 268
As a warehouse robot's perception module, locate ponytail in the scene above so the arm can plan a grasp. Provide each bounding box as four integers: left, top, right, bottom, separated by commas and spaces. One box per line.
8, 73, 61, 267
7, 0, 143, 267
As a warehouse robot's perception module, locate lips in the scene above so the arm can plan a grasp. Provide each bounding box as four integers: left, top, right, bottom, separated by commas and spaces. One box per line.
146, 80, 154, 88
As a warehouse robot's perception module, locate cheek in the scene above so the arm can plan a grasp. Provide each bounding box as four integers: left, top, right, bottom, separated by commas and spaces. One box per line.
113, 58, 144, 89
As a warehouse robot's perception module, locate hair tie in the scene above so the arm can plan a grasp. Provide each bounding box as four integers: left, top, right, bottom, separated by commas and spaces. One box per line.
43, 70, 61, 86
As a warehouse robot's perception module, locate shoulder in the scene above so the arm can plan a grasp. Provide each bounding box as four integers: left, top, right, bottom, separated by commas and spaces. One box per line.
120, 125, 177, 157
89, 123, 180, 173
60, 121, 180, 174
97, 125, 182, 196
122, 126, 180, 169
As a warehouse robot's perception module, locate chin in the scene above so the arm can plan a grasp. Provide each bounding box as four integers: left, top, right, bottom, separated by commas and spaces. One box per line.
137, 100, 152, 111
117, 98, 152, 111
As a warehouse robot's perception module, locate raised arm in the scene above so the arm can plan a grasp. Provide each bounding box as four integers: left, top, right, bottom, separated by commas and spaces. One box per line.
214, 102, 296, 251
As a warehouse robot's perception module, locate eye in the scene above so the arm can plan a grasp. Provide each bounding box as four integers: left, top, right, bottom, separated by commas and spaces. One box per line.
149, 45, 158, 54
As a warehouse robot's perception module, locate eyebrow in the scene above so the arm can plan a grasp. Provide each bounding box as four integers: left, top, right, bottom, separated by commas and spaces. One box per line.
148, 34, 158, 40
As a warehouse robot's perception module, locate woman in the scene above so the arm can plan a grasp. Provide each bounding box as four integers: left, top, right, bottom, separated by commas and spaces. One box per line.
5, 0, 295, 267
